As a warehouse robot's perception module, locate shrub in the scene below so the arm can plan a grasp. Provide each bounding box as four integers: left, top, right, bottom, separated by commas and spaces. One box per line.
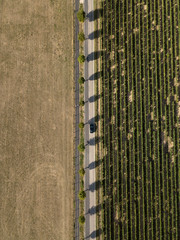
79, 168, 85, 176
78, 32, 85, 42
79, 215, 85, 224
80, 154, 84, 166
77, 5, 85, 22
78, 55, 85, 63
79, 99, 85, 106
79, 122, 84, 128
78, 143, 85, 152
80, 179, 84, 189
78, 76, 85, 84
80, 85, 84, 94
78, 190, 86, 200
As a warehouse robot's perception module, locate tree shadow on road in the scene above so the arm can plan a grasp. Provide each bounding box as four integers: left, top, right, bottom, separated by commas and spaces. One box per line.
85, 228, 102, 239
88, 159, 101, 170
89, 180, 101, 192
86, 9, 103, 22
89, 137, 95, 146
88, 94, 101, 103
87, 203, 101, 215
87, 114, 101, 124
88, 29, 101, 40
89, 136, 101, 146
87, 51, 103, 62
89, 71, 102, 80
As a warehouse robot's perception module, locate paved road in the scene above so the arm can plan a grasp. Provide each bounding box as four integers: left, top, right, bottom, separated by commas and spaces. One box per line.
84, 0, 96, 239
74, 0, 80, 239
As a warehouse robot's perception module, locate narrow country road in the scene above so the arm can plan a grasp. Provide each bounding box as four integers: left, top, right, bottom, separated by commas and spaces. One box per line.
74, 0, 80, 239
84, 0, 96, 239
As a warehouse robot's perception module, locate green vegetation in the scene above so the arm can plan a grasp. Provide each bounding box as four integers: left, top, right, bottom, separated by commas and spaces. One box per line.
80, 179, 84, 189
79, 215, 85, 224
95, 0, 180, 239
78, 54, 85, 63
79, 99, 85, 107
79, 168, 85, 177
78, 76, 85, 84
77, 4, 85, 22
78, 190, 86, 200
79, 122, 85, 128
77, 3, 86, 239
78, 32, 85, 42
78, 143, 85, 152
79, 153, 84, 166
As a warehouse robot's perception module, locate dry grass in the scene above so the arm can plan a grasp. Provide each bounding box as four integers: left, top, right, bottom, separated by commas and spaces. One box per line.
0, 0, 74, 239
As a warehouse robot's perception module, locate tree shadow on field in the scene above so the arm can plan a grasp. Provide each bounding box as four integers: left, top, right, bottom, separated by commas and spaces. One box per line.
87, 51, 102, 62
88, 29, 101, 40
89, 71, 102, 80
86, 9, 103, 22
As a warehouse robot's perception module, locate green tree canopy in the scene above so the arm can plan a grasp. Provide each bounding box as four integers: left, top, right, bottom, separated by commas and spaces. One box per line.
78, 76, 85, 84
77, 5, 85, 22
78, 32, 85, 42
79, 99, 85, 106
79, 168, 85, 176
79, 215, 85, 224
78, 190, 86, 200
78, 143, 85, 152
78, 54, 85, 63
79, 122, 84, 128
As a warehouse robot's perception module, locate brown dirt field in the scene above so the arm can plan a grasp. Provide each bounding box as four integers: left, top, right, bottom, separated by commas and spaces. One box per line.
0, 0, 74, 239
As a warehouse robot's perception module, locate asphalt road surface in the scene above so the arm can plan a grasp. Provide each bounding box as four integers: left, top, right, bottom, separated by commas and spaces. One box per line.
84, 0, 96, 239
74, 0, 80, 239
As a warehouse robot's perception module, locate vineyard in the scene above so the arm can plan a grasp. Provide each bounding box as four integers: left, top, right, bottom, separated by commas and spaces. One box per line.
95, 0, 180, 239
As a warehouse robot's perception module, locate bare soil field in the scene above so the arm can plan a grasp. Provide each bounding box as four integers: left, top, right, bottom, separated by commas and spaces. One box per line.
0, 0, 74, 239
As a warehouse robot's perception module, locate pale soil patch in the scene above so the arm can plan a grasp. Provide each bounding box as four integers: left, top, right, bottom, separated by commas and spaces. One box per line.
156, 25, 160, 31
110, 50, 115, 60
163, 131, 174, 153
128, 90, 133, 102
144, 5, 147, 11
174, 94, 178, 101
0, 0, 74, 239
151, 111, 154, 120
127, 133, 132, 140
111, 63, 117, 70
174, 77, 179, 87
178, 101, 180, 117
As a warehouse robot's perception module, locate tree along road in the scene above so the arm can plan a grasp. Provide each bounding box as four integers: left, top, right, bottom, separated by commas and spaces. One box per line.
74, 0, 80, 239
84, 0, 96, 239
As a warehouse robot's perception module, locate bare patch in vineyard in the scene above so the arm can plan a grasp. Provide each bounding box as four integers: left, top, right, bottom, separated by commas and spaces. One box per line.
128, 90, 133, 102
144, 5, 147, 11
151, 111, 154, 120
178, 101, 180, 117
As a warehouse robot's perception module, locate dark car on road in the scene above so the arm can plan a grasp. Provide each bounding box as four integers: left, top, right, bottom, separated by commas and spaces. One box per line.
89, 123, 95, 133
